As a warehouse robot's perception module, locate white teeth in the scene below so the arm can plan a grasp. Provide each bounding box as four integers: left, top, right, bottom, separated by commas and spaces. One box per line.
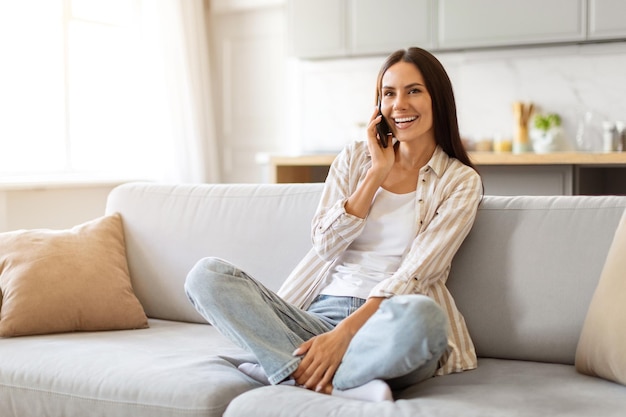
394, 116, 417, 123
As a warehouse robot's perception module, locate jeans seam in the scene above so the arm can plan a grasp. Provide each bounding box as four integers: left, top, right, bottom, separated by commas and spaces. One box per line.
279, 298, 330, 336
350, 296, 364, 315
245, 277, 320, 347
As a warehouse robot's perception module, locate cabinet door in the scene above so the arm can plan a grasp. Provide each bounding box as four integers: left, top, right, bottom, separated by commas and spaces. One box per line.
288, 0, 347, 59
437, 0, 586, 50
350, 0, 433, 55
588, 0, 626, 39
212, 8, 288, 182
480, 166, 574, 196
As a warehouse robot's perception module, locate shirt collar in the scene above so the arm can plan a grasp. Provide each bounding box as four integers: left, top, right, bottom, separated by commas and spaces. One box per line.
424, 145, 450, 178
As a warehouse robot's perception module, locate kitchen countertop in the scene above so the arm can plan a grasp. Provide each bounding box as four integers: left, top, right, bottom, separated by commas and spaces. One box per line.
266, 152, 626, 192
468, 151, 626, 165
268, 152, 626, 167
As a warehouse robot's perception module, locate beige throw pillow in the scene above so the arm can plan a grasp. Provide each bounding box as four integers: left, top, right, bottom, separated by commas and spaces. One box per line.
575, 209, 626, 385
0, 213, 148, 337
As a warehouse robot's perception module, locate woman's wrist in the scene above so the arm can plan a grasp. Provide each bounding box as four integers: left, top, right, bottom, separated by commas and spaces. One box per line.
364, 165, 390, 186
336, 297, 385, 337
344, 171, 383, 218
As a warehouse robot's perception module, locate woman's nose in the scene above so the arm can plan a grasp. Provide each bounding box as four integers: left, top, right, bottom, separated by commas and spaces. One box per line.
393, 94, 407, 110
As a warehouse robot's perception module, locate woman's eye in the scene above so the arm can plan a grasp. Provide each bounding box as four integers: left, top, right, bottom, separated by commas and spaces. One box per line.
409, 88, 421, 94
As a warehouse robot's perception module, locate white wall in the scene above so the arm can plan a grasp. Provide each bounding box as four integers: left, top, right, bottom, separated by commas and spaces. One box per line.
209, 3, 290, 183
0, 184, 116, 233
289, 42, 626, 154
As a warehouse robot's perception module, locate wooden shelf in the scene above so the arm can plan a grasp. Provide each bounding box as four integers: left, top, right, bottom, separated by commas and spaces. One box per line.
267, 152, 626, 195
269, 152, 626, 181
268, 154, 335, 183
469, 152, 626, 166
269, 154, 337, 167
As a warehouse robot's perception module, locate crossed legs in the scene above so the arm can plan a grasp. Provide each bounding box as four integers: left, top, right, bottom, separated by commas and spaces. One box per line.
184, 257, 449, 397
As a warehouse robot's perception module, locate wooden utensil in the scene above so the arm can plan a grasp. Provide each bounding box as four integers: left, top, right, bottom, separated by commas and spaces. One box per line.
512, 101, 534, 152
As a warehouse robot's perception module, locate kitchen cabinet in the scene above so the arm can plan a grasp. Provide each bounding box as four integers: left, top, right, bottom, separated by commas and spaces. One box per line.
588, 0, 626, 40
267, 152, 626, 196
437, 0, 586, 50
290, 0, 626, 59
288, 0, 433, 59
288, 0, 346, 58
349, 0, 433, 55
478, 165, 574, 195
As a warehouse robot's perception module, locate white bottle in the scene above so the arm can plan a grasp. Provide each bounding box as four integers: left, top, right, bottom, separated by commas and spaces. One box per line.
602, 121, 616, 152
615, 121, 625, 152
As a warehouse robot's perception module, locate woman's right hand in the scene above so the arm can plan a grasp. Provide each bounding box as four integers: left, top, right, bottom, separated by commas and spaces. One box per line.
366, 107, 395, 181
343, 108, 397, 219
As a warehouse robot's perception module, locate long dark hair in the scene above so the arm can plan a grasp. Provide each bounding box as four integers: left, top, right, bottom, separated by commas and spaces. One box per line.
375, 47, 476, 171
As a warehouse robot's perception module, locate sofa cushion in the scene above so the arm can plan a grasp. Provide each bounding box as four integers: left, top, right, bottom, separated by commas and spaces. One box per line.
575, 209, 626, 385
0, 319, 258, 417
0, 213, 148, 337
447, 195, 626, 365
224, 359, 626, 417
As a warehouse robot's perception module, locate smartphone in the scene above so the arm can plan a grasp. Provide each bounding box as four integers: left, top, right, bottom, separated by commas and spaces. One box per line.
376, 102, 391, 148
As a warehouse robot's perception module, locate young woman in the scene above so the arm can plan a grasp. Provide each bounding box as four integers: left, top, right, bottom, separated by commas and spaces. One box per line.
185, 47, 482, 402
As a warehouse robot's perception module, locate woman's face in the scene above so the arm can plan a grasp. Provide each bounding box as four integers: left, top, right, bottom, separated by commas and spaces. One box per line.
380, 61, 435, 145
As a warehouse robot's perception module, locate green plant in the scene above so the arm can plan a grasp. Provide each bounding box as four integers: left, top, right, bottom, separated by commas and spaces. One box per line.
533, 113, 561, 131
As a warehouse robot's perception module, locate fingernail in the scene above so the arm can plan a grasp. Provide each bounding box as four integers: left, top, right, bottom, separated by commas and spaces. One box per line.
315, 385, 322, 392
292, 349, 300, 356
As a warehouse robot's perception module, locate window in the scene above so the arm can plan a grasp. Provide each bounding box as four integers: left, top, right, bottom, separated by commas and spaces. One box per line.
0, 0, 162, 181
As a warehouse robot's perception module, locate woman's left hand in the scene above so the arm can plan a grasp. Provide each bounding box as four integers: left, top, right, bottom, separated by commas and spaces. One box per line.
291, 327, 352, 393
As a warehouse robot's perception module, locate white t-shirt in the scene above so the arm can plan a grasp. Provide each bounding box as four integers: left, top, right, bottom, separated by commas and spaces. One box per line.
320, 187, 418, 300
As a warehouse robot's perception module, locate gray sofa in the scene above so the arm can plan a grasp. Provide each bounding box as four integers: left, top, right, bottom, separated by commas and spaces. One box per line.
1, 182, 625, 417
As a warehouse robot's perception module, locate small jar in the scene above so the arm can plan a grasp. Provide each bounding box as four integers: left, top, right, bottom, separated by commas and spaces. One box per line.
475, 137, 493, 152
493, 136, 512, 153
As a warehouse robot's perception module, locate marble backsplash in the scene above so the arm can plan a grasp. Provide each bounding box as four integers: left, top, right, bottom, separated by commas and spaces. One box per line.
288, 41, 626, 154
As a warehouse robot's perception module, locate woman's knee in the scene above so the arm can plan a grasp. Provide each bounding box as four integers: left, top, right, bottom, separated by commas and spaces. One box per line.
184, 257, 231, 300
383, 295, 448, 353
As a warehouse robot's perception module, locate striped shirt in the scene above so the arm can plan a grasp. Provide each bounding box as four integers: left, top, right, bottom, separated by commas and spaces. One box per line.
277, 141, 482, 375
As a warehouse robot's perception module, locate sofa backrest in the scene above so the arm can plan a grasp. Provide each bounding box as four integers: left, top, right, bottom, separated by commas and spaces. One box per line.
106, 183, 626, 365
106, 182, 325, 324
448, 195, 626, 365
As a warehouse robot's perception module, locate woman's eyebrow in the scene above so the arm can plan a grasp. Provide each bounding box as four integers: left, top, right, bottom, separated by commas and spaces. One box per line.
382, 82, 425, 90
404, 82, 425, 89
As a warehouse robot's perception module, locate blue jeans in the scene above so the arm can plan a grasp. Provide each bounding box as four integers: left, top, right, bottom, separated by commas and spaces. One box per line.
184, 257, 448, 390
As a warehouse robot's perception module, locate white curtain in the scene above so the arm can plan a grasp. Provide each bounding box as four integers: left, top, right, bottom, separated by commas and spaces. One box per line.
141, 0, 220, 183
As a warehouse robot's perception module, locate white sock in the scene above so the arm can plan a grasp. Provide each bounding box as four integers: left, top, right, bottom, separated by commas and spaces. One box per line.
332, 379, 393, 402
238, 362, 270, 385
237, 362, 296, 386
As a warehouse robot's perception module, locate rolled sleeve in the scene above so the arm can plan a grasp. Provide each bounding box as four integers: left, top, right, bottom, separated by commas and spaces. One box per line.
310, 143, 370, 261
312, 198, 365, 261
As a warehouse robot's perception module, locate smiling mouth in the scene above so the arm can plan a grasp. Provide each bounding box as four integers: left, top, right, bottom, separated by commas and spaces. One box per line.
393, 116, 417, 125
